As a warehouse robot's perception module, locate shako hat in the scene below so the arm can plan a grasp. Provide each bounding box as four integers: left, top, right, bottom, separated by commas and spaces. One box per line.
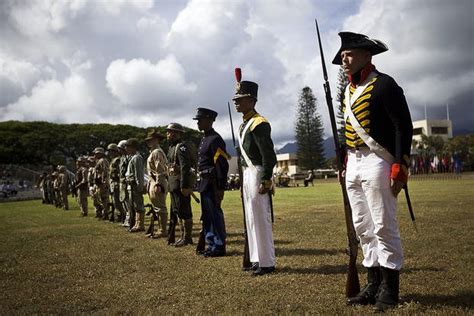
93, 147, 105, 155
125, 138, 140, 148
332, 32, 388, 65
145, 129, 166, 141
232, 68, 258, 101
166, 122, 185, 133
193, 107, 218, 120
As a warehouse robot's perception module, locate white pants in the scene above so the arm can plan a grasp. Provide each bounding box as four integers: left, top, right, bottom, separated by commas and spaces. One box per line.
345, 148, 403, 270
243, 166, 275, 268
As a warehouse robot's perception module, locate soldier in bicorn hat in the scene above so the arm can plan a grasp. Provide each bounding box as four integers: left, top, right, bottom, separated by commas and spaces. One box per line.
233, 68, 277, 276
145, 129, 169, 238
166, 123, 195, 247
108, 143, 122, 222
93, 147, 110, 220
333, 32, 413, 311
125, 138, 146, 232
75, 157, 89, 216
193, 107, 230, 257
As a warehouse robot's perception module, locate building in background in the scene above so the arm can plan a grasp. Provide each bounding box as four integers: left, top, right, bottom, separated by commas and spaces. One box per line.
412, 119, 453, 143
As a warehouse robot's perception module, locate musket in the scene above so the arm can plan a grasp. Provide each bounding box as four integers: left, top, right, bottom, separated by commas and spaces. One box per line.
315, 19, 360, 297
228, 100, 252, 269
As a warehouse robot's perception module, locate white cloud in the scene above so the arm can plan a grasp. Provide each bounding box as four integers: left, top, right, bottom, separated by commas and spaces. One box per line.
2, 73, 96, 123
106, 55, 197, 113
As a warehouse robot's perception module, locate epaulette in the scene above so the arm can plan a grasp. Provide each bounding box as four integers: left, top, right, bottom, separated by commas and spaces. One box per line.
250, 114, 269, 131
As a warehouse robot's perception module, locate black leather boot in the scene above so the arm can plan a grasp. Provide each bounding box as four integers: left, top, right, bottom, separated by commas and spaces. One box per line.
374, 267, 400, 312
347, 267, 381, 305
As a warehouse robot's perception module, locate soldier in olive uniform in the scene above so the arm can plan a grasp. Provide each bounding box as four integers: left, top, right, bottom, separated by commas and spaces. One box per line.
57, 165, 69, 210
118, 140, 132, 227
125, 138, 146, 232
93, 147, 110, 220
108, 143, 123, 222
52, 171, 60, 208
166, 123, 194, 247
233, 74, 277, 276
145, 129, 169, 238
193, 108, 230, 257
75, 157, 89, 216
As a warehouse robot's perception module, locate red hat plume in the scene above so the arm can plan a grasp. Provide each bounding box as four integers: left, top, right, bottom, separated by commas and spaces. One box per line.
235, 68, 242, 82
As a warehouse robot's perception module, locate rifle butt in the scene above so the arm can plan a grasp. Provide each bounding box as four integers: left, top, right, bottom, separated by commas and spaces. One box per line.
346, 257, 361, 298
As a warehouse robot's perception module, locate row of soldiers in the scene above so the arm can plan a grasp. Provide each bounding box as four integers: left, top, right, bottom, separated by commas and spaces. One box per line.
71, 112, 229, 256
38, 166, 72, 210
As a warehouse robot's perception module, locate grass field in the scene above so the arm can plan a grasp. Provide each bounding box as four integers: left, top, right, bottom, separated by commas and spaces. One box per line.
0, 177, 473, 314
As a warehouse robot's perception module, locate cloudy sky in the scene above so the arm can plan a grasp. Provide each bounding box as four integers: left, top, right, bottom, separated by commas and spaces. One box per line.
1, 0, 473, 146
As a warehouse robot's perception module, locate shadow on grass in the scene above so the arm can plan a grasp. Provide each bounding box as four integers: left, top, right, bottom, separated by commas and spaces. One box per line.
226, 239, 292, 245
403, 291, 474, 309
276, 248, 342, 257
403, 266, 446, 273
279, 264, 363, 275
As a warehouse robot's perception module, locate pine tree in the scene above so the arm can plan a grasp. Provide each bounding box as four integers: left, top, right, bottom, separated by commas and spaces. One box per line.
335, 66, 349, 144
294, 86, 325, 170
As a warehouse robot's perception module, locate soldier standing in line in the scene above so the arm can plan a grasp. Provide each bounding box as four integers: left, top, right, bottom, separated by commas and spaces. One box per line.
145, 129, 169, 238
193, 108, 230, 257
332, 32, 413, 311
52, 171, 60, 208
38, 172, 48, 204
88, 156, 100, 218
93, 147, 110, 220
125, 138, 146, 232
118, 140, 132, 227
233, 72, 277, 276
107, 143, 123, 222
57, 165, 69, 210
166, 123, 194, 247
75, 157, 89, 216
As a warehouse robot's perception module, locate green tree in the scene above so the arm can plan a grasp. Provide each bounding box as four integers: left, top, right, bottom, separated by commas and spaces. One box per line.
294, 87, 325, 170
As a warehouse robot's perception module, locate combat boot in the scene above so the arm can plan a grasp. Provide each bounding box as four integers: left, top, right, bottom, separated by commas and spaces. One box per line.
130, 212, 145, 232
347, 267, 381, 305
174, 219, 185, 245
374, 267, 400, 312
175, 219, 193, 247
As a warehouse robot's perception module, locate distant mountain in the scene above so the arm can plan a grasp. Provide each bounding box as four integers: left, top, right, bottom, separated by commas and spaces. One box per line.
277, 137, 336, 158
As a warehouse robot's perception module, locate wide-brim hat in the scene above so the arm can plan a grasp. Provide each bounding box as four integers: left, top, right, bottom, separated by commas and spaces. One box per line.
193, 107, 218, 120
332, 32, 388, 65
93, 147, 105, 155
125, 138, 140, 148
107, 143, 119, 152
166, 123, 185, 133
145, 129, 166, 141
232, 80, 258, 101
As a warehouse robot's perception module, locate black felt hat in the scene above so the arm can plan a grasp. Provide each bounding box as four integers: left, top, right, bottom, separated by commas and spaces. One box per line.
232, 80, 258, 101
193, 107, 218, 120
332, 32, 388, 65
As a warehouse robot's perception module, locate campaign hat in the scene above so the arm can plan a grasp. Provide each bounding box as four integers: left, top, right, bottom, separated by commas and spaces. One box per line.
145, 129, 166, 141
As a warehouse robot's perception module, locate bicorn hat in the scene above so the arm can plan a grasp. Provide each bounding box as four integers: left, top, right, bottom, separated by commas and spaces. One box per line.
193, 107, 218, 120
232, 68, 258, 101
332, 32, 388, 65
166, 122, 185, 133
145, 129, 166, 141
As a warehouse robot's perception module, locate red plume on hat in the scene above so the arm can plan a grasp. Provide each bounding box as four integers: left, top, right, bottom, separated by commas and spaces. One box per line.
235, 67, 242, 82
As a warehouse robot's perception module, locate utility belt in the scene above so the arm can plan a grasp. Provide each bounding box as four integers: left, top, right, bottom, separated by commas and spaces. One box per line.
198, 167, 215, 177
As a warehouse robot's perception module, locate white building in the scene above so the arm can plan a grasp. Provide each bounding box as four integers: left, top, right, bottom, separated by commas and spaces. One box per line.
412, 119, 453, 143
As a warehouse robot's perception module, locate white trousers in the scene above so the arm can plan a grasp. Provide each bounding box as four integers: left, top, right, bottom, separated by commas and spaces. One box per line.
345, 148, 403, 270
243, 166, 275, 268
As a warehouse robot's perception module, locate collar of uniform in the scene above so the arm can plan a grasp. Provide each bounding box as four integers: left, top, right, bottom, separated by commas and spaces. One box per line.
349, 62, 375, 87
204, 128, 215, 136
243, 110, 257, 121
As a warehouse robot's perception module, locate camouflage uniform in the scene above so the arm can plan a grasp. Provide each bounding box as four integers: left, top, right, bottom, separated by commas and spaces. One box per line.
57, 166, 69, 210
75, 157, 89, 216
94, 147, 110, 220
